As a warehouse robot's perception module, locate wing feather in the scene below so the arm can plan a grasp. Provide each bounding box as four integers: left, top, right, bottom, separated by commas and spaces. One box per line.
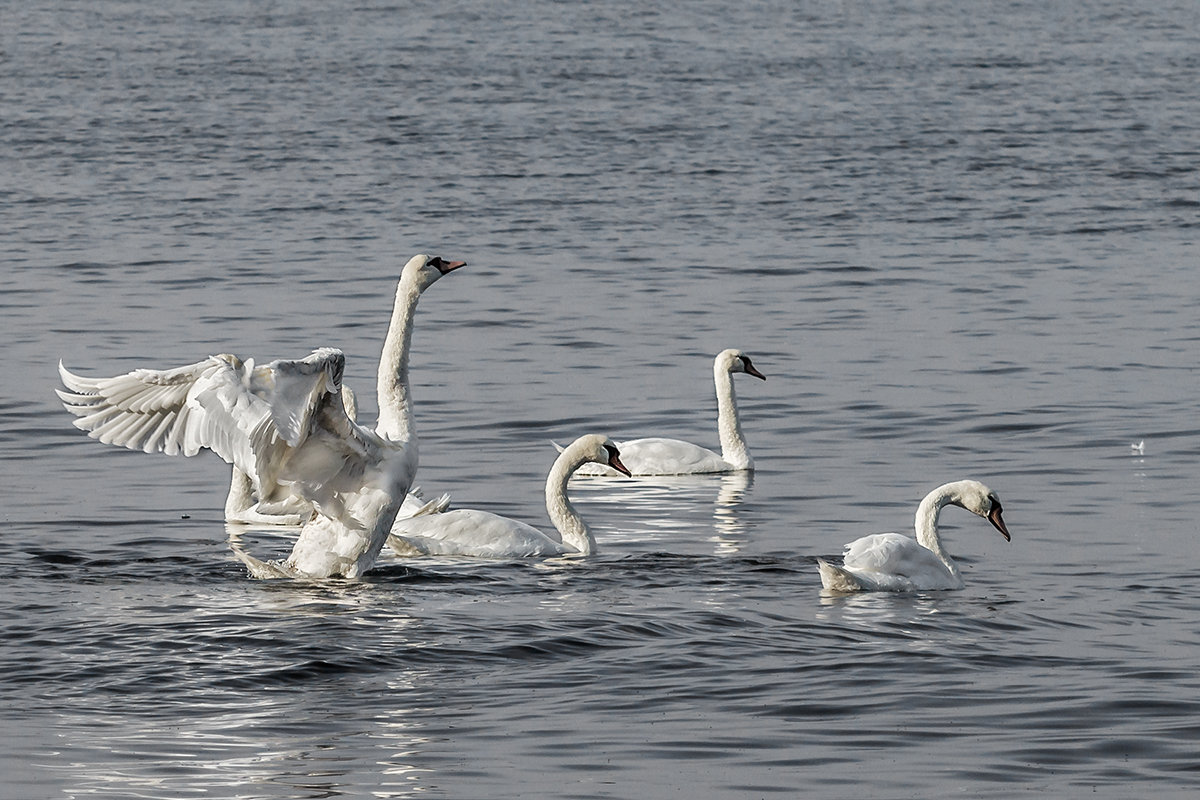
58, 347, 391, 534
57, 349, 350, 477
842, 532, 948, 579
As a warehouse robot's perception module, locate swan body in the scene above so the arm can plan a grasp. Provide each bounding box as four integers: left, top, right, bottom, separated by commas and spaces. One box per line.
571, 349, 766, 476
225, 384, 359, 525
817, 479, 1011, 592
225, 384, 443, 525
388, 434, 630, 558
224, 255, 463, 525
58, 253, 464, 579
59, 348, 408, 577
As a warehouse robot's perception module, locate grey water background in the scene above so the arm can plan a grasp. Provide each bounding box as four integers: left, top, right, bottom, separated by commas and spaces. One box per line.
3, 0, 1199, 797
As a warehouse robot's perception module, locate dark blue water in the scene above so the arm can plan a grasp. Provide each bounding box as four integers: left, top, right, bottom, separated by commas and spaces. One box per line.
3, 1, 1200, 797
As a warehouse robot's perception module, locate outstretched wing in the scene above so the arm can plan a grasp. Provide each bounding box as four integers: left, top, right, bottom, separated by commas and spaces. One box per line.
57, 348, 354, 494
58, 354, 250, 460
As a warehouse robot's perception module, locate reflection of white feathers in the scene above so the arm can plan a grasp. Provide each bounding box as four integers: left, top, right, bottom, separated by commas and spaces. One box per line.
817, 480, 1011, 593
388, 435, 630, 558
568, 348, 767, 476
1130, 440, 1145, 455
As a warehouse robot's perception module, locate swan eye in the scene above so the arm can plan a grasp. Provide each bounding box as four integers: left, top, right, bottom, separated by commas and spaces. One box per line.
427, 256, 445, 269
604, 444, 619, 459
988, 494, 1002, 513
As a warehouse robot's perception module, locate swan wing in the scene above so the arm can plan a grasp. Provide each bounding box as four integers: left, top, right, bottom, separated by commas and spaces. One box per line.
840, 532, 957, 590
58, 348, 372, 498
57, 354, 266, 464
389, 509, 565, 558
246, 346, 346, 448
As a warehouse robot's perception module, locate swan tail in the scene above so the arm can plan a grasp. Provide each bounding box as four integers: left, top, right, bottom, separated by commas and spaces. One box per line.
408, 493, 452, 518
550, 440, 567, 453
817, 559, 865, 593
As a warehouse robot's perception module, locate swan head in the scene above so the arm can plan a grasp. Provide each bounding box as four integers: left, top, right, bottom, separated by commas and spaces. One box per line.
403, 253, 467, 291
718, 348, 767, 381
949, 480, 1010, 541
569, 434, 632, 477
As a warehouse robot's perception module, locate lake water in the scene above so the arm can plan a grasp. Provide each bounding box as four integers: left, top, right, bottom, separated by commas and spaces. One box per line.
3, 0, 1200, 797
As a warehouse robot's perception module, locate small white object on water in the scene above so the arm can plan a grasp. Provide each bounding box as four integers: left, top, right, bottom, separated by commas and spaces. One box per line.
1130, 440, 1145, 455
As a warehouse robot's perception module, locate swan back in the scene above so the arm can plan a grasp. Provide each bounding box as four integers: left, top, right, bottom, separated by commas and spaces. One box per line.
388, 434, 629, 559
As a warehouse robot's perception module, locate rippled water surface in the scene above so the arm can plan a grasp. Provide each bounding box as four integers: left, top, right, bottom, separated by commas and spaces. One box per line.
4, 1, 1200, 797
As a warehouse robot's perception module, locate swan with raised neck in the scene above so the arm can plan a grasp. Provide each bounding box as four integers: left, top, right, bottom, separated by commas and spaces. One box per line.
223, 255, 462, 524
567, 348, 766, 476
817, 479, 1011, 592
388, 434, 631, 558
375, 254, 465, 444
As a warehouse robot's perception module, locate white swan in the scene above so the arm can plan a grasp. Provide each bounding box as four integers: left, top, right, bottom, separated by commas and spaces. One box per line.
224, 255, 463, 525
57, 254, 464, 579
817, 479, 1011, 593
387, 434, 631, 558
570, 349, 766, 476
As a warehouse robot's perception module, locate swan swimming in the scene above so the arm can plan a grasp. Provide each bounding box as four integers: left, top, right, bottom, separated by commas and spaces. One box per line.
569, 348, 766, 476
57, 254, 464, 579
387, 434, 631, 558
224, 255, 463, 525
817, 479, 1011, 593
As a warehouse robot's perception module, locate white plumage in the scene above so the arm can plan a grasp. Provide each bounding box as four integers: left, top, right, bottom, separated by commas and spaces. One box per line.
57, 253, 464, 579
388, 434, 631, 558
570, 348, 766, 476
223, 255, 462, 525
817, 480, 1011, 592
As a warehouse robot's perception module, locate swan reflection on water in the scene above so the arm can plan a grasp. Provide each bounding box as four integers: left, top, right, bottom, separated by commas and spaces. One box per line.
568, 470, 754, 556
50, 660, 436, 800
228, 468, 756, 574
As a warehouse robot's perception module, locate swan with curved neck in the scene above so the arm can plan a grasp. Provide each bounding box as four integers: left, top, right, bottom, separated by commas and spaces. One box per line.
817, 480, 1011, 592
224, 255, 463, 525
571, 349, 766, 476
388, 434, 631, 558
57, 254, 465, 579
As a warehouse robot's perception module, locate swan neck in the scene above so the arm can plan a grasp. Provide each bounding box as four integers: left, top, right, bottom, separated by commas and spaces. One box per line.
545, 447, 596, 555
914, 487, 960, 577
375, 277, 422, 443
714, 363, 751, 469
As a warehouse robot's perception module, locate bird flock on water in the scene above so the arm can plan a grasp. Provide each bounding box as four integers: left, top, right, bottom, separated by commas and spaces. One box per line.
57, 253, 1011, 590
